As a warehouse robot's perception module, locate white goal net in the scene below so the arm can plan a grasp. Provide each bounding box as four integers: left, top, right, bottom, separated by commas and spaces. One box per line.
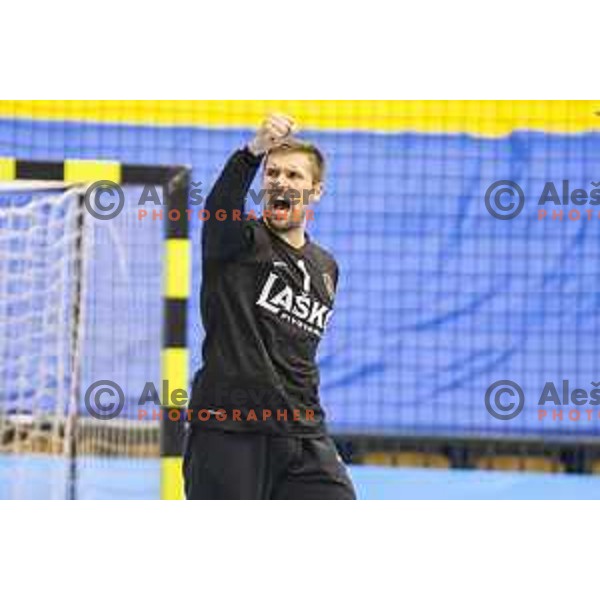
0, 182, 163, 499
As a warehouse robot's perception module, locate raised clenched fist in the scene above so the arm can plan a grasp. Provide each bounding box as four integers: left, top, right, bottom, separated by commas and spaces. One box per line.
248, 113, 296, 156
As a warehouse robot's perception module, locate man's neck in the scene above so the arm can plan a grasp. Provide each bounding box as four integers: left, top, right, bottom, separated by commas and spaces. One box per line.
265, 221, 307, 249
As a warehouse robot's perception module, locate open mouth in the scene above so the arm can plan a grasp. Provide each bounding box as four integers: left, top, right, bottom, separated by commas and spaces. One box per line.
271, 198, 291, 212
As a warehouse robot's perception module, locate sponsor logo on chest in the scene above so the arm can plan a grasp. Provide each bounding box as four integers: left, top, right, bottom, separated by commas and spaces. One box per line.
256, 270, 333, 337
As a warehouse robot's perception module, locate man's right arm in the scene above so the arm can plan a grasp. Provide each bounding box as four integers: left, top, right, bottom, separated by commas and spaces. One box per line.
202, 148, 263, 261
202, 113, 296, 261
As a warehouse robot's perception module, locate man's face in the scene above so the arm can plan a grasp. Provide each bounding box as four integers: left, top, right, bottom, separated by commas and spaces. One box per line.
262, 151, 322, 231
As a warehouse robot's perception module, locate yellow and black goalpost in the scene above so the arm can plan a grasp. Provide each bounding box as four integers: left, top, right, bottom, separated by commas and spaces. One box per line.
0, 156, 190, 500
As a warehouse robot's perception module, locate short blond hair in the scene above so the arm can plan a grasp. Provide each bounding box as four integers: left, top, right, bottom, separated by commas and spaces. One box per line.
266, 139, 325, 183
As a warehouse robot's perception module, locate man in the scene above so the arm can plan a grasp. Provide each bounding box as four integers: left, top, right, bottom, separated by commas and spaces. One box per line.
184, 113, 356, 500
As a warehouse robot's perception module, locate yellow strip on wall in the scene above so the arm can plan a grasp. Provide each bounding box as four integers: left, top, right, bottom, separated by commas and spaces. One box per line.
0, 101, 599, 136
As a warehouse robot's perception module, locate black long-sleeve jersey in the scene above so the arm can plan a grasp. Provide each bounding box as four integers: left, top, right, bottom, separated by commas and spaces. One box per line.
189, 148, 339, 436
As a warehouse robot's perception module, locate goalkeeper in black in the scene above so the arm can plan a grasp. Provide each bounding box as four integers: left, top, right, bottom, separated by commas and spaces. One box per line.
183, 113, 356, 500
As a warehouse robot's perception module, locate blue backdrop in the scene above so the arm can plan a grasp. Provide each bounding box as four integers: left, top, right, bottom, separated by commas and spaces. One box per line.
1, 118, 599, 439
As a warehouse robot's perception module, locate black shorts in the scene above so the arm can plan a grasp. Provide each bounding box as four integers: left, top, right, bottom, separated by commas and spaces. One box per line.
183, 427, 356, 500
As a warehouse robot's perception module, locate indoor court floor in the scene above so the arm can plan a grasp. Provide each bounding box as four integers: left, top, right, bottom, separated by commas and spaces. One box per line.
2, 455, 600, 500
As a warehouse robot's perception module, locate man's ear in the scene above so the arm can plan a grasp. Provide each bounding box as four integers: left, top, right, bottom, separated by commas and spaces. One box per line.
311, 181, 324, 203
